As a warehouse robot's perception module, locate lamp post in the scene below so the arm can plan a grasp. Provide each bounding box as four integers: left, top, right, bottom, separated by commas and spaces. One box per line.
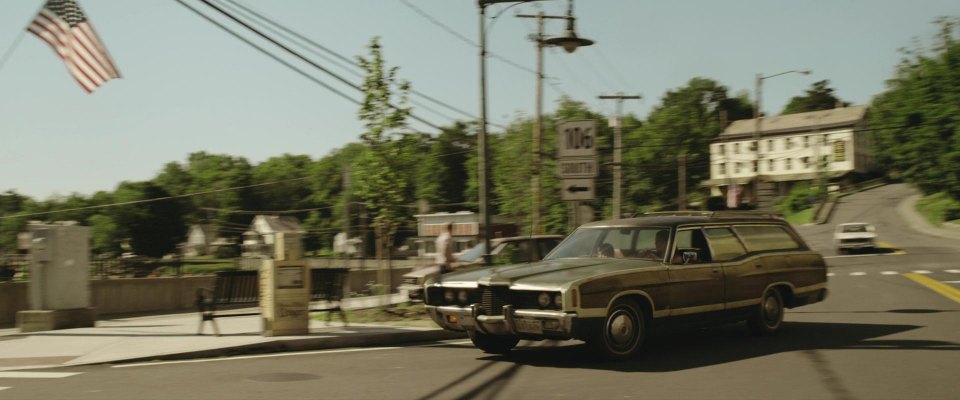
517, 1, 592, 235
477, 0, 587, 261
753, 69, 811, 209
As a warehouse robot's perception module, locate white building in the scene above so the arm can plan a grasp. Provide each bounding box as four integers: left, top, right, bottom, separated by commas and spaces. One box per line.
703, 105, 874, 204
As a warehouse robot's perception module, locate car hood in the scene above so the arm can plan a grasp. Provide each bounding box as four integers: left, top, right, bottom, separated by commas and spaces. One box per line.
835, 232, 877, 240
438, 258, 661, 290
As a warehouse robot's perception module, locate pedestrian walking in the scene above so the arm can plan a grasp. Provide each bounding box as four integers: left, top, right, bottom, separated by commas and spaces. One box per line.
435, 222, 455, 273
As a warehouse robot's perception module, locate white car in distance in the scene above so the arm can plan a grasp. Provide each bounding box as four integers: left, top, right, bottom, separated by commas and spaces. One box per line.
834, 223, 878, 254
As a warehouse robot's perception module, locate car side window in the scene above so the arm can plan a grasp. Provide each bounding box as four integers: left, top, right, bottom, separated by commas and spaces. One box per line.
537, 239, 560, 259
734, 225, 802, 252
672, 229, 712, 264
704, 227, 747, 261
494, 242, 532, 264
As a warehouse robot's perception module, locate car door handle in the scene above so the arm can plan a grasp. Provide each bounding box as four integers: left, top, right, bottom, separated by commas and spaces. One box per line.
712, 268, 721, 274
754, 264, 763, 269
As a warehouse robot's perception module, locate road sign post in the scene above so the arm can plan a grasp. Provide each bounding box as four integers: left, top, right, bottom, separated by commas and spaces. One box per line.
557, 120, 598, 204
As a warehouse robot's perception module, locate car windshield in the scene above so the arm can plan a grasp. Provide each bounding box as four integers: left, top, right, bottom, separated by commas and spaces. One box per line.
842, 225, 868, 233
544, 227, 671, 261
456, 243, 486, 263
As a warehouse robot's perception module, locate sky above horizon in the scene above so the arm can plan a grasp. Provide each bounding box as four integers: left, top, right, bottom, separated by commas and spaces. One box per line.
1, 0, 958, 200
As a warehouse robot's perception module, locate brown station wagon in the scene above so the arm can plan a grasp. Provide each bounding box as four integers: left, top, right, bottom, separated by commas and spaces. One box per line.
425, 212, 829, 360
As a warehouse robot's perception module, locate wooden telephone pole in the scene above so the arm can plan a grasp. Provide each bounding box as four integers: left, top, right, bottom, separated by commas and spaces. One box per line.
598, 93, 641, 219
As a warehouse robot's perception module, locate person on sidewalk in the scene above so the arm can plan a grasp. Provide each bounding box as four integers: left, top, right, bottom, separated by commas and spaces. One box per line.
435, 222, 455, 274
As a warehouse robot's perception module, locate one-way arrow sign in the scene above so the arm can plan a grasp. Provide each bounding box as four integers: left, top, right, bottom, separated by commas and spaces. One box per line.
561, 178, 595, 201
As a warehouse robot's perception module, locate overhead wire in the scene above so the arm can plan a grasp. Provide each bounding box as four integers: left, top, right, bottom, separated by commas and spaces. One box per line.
220, 0, 503, 128
183, 0, 443, 131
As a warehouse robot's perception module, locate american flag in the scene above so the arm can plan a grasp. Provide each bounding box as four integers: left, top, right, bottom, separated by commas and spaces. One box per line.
28, 0, 120, 93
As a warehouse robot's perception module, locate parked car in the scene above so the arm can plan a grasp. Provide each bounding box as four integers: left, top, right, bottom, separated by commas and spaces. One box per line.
425, 212, 829, 360
399, 235, 563, 302
833, 222, 877, 253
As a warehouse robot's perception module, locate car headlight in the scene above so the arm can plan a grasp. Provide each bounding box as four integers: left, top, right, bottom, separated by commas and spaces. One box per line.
457, 290, 469, 304
554, 293, 563, 309
538, 292, 551, 308
443, 289, 455, 303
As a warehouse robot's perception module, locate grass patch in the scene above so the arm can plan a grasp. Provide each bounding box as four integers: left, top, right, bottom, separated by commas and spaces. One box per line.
154, 263, 239, 276
783, 207, 813, 225
915, 192, 960, 227
312, 303, 436, 328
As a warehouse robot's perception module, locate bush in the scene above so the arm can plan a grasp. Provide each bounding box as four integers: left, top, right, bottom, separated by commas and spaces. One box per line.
214, 245, 238, 259
778, 183, 820, 213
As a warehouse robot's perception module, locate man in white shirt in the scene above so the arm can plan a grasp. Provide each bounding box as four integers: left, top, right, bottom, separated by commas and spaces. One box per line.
435, 222, 455, 273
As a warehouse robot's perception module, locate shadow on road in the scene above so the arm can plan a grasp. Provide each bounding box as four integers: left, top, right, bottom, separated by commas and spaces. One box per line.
478, 321, 959, 372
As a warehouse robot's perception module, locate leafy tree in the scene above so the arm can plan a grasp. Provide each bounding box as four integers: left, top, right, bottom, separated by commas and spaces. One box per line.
251, 154, 313, 212
870, 17, 960, 199
781, 80, 850, 115
352, 37, 411, 255
109, 181, 185, 258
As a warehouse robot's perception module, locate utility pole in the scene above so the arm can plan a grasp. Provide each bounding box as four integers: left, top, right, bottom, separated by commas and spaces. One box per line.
678, 152, 687, 210
342, 165, 351, 258
598, 93, 641, 219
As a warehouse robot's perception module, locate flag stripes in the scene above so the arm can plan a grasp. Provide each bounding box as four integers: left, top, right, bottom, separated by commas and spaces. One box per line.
27, 0, 119, 93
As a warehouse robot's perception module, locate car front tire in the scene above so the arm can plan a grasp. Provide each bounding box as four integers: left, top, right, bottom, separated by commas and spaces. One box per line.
590, 298, 645, 360
467, 330, 519, 354
748, 288, 784, 335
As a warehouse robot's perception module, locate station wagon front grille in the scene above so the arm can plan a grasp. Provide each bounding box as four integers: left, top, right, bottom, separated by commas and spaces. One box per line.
480, 286, 508, 316
402, 276, 419, 286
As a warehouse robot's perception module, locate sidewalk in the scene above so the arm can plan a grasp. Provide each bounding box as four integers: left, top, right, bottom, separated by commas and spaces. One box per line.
897, 194, 960, 241
0, 295, 465, 371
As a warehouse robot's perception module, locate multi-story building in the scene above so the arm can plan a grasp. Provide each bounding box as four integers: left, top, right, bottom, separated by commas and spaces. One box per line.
703, 105, 874, 205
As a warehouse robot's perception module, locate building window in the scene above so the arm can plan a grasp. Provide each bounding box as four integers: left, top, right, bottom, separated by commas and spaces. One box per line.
802, 157, 810, 169
752, 160, 758, 173
768, 159, 775, 172
718, 163, 726, 175
734, 143, 740, 154
822, 134, 828, 144
735, 162, 742, 174
767, 140, 774, 151
718, 144, 725, 155
786, 158, 793, 170
750, 141, 757, 151
803, 136, 810, 148
786, 138, 794, 149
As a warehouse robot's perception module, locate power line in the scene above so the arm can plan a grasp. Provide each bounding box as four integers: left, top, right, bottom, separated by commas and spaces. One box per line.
221, 0, 501, 128
0, 176, 311, 220
183, 0, 442, 131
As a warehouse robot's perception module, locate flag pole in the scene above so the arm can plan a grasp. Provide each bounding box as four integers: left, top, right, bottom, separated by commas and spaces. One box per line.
0, 2, 46, 73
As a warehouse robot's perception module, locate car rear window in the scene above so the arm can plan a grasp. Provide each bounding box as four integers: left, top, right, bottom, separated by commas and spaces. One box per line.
704, 227, 747, 261
735, 225, 802, 251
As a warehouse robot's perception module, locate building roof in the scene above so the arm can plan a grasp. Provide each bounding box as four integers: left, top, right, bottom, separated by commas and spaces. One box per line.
251, 215, 304, 233
719, 105, 867, 139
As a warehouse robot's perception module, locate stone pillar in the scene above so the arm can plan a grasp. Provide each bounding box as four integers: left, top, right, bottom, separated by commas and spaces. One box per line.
260, 232, 309, 336
17, 222, 96, 333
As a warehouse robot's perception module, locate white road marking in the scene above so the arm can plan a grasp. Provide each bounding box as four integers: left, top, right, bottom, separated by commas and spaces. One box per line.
0, 386, 10, 391
849, 272, 867, 276
945, 269, 960, 274
823, 253, 904, 259
827, 272, 835, 277
881, 271, 899, 275
943, 281, 960, 284
0, 372, 80, 379
114, 346, 403, 369
913, 270, 933, 274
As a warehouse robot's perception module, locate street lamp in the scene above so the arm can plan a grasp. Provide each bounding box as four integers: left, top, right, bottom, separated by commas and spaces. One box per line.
752, 69, 811, 209
477, 0, 588, 260
518, 0, 593, 235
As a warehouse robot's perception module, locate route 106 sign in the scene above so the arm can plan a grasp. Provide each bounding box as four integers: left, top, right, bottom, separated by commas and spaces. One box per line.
557, 120, 598, 158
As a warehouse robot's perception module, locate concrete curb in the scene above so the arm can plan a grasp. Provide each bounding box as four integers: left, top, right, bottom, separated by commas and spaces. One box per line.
897, 194, 960, 241
100, 328, 468, 365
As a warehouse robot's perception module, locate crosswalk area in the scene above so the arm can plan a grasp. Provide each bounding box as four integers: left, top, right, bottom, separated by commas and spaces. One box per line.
827, 269, 960, 277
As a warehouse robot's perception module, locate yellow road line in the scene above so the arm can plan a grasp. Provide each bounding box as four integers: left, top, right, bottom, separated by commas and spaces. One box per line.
903, 273, 960, 303
876, 241, 907, 254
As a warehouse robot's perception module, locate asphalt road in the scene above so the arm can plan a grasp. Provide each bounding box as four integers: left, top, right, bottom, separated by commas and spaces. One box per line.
2, 184, 959, 400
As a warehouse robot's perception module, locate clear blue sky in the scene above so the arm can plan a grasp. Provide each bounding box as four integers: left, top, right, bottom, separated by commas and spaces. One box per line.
1, 0, 957, 200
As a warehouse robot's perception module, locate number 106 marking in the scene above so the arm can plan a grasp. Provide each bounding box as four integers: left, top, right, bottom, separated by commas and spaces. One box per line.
565, 127, 593, 150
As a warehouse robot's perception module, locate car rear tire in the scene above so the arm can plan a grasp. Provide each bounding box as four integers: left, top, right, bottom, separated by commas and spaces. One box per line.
589, 298, 645, 360
748, 288, 784, 335
467, 330, 519, 354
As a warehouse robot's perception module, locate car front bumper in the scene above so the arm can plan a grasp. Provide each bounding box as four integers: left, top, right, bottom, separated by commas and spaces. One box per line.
426, 304, 578, 339
836, 240, 875, 249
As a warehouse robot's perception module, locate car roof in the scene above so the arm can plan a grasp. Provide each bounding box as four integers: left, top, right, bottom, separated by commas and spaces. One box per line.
494, 235, 564, 243
579, 211, 786, 229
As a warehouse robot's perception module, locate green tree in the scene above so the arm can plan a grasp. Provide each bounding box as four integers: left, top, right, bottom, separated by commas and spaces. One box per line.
781, 80, 850, 115
870, 17, 960, 199
109, 182, 185, 258
353, 37, 411, 254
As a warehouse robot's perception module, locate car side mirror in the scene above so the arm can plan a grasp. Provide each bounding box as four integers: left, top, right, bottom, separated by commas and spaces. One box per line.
682, 251, 699, 264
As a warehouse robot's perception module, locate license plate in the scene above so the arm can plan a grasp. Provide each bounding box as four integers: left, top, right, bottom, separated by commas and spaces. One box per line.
514, 318, 543, 334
